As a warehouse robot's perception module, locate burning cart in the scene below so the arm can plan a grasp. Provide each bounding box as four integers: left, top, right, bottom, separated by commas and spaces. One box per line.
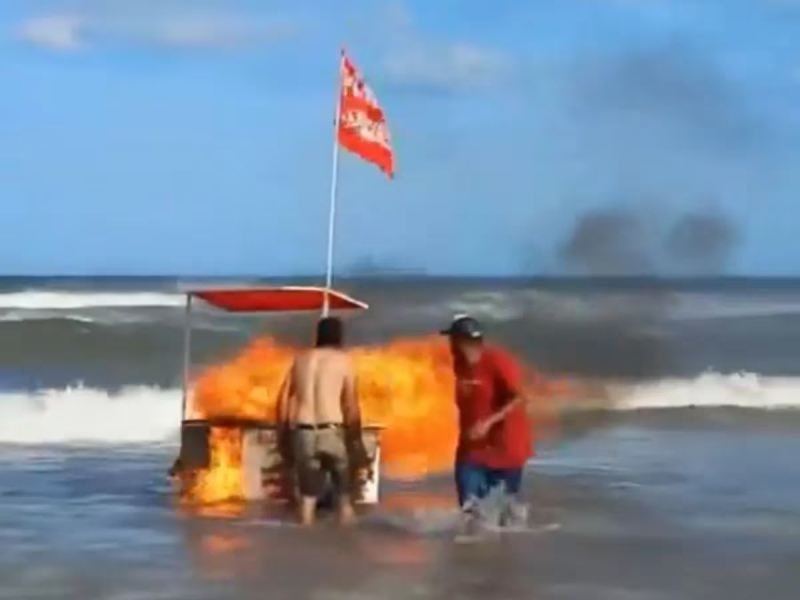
172, 285, 383, 505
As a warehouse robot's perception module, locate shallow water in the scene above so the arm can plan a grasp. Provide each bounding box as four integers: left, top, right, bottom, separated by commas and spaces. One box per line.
2, 278, 800, 598
1, 417, 798, 600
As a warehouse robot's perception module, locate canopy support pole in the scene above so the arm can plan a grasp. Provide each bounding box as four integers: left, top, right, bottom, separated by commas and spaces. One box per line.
181, 294, 193, 421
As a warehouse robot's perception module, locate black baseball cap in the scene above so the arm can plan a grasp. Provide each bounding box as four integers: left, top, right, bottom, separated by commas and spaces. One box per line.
439, 314, 484, 339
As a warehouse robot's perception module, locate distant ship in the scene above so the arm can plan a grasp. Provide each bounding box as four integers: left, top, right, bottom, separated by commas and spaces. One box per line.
343, 258, 428, 278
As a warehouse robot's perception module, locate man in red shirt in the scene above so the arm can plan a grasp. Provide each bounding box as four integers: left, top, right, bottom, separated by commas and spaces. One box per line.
440, 315, 532, 527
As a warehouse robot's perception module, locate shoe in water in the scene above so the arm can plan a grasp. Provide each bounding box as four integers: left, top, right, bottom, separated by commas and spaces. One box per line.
456, 502, 483, 537
500, 499, 529, 529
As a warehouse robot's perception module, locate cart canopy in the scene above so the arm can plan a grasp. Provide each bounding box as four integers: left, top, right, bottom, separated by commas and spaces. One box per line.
186, 285, 369, 313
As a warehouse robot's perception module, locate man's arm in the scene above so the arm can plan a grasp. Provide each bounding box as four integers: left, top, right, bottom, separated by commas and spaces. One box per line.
485, 353, 528, 427
276, 361, 295, 427
341, 361, 362, 430
341, 359, 369, 467
275, 362, 296, 466
486, 392, 528, 428
466, 352, 528, 440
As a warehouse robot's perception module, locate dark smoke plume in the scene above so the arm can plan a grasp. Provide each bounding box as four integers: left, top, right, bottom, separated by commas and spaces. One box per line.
665, 209, 739, 274
558, 207, 653, 275
546, 40, 760, 277
558, 205, 740, 275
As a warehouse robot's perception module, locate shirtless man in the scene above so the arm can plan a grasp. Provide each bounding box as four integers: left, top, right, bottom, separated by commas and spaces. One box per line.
276, 316, 368, 526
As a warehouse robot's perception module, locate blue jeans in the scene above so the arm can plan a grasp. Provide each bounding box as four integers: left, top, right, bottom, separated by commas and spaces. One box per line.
454, 461, 523, 508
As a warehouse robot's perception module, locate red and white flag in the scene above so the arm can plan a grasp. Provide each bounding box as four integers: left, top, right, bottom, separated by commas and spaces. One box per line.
337, 50, 395, 178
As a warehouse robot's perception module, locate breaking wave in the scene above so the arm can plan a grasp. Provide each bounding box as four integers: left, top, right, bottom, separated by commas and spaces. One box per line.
0, 386, 180, 444
610, 372, 800, 410
0, 373, 798, 445
0, 312, 97, 323
440, 289, 800, 324
2, 287, 800, 322
0, 291, 183, 310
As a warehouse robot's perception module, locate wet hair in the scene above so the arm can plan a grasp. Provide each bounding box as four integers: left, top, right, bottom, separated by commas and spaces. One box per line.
315, 316, 344, 348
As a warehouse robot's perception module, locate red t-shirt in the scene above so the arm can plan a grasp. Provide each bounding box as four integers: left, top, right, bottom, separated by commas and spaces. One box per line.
454, 345, 533, 469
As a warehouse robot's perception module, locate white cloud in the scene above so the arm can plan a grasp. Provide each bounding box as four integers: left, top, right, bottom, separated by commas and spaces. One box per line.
383, 42, 512, 91
150, 17, 264, 49
378, 2, 512, 92
16, 15, 85, 52
118, 14, 296, 49
14, 4, 298, 52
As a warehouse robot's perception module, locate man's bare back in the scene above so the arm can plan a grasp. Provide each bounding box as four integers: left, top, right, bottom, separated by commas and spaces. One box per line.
276, 316, 365, 527
287, 348, 353, 426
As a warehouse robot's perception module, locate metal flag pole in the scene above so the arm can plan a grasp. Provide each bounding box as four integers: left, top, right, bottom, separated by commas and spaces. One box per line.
322, 48, 345, 318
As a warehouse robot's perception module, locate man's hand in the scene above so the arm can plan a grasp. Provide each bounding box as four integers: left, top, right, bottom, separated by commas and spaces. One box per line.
357, 465, 375, 483
470, 394, 527, 440
352, 440, 371, 469
467, 417, 495, 440
345, 429, 371, 469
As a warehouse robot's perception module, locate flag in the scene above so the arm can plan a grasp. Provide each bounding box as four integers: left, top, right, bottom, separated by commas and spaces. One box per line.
337, 51, 395, 178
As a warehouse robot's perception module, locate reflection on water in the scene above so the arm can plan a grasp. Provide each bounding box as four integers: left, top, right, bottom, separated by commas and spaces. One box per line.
354, 534, 435, 567
381, 490, 455, 512
168, 486, 458, 590
200, 531, 251, 554
177, 500, 250, 520
175, 487, 457, 577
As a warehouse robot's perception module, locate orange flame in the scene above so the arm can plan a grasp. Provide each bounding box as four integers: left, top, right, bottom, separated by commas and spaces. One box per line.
181, 428, 243, 504
183, 335, 564, 504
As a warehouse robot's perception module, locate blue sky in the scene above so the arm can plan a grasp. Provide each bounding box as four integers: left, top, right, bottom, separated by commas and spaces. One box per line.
2, 0, 800, 276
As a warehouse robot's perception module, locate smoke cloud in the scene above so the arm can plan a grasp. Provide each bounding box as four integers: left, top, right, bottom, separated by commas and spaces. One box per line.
558, 205, 741, 275
543, 41, 757, 277
665, 209, 740, 274
558, 207, 653, 275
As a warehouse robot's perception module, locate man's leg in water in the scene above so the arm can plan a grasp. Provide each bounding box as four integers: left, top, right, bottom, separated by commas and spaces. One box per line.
326, 460, 355, 526
454, 461, 490, 509
322, 430, 356, 525
487, 468, 528, 526
292, 430, 322, 526
295, 465, 322, 526
487, 468, 522, 497
333, 479, 355, 525
453, 462, 493, 536
299, 497, 316, 526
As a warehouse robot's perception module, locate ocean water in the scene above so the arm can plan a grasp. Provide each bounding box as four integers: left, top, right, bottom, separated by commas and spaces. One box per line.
0, 276, 799, 599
